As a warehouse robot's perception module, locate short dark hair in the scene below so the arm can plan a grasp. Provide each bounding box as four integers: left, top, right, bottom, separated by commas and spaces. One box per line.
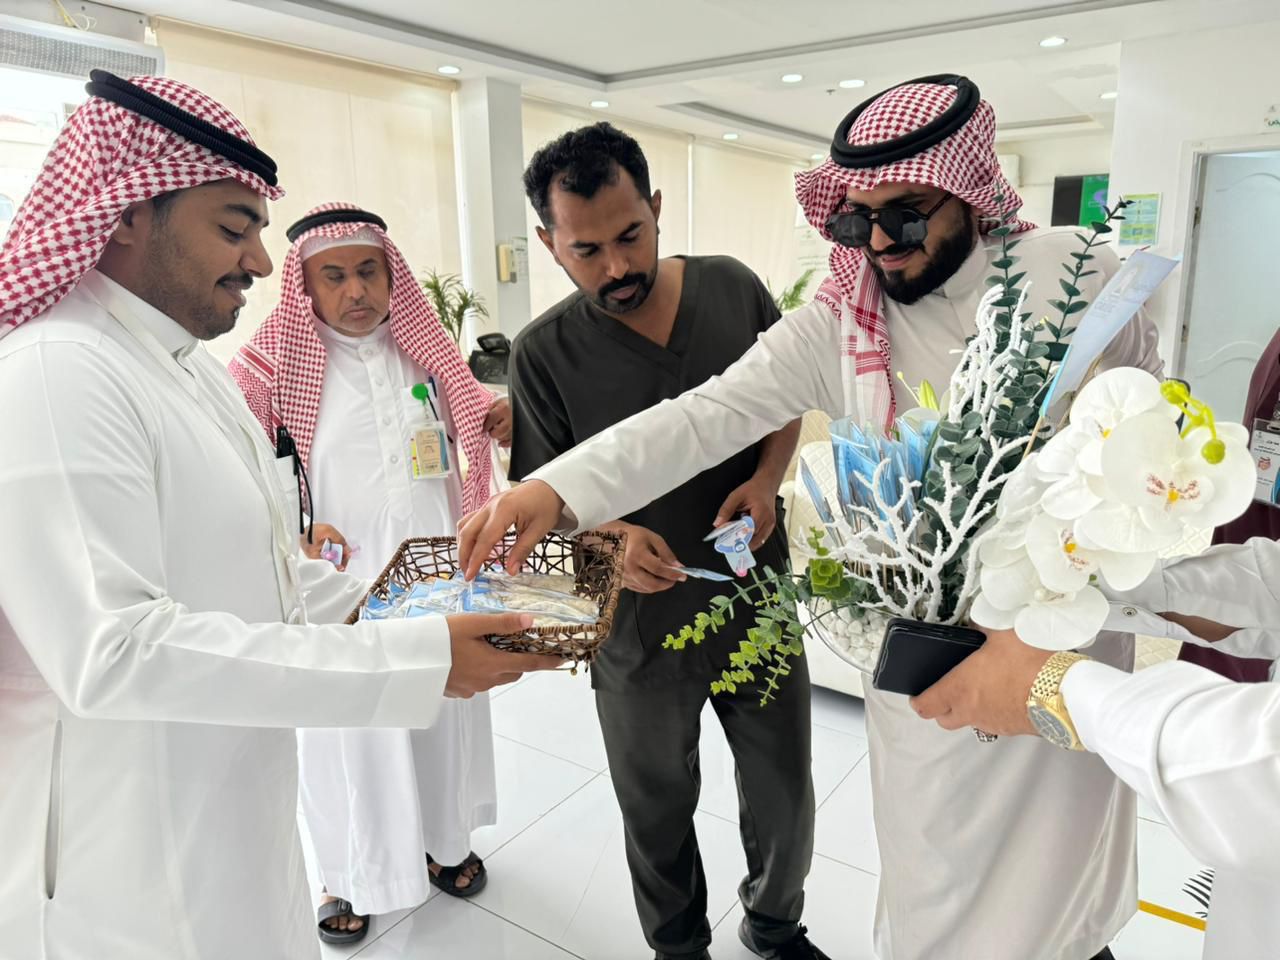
523, 122, 651, 228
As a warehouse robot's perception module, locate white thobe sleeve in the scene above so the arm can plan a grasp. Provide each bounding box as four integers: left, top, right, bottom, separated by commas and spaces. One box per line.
1062, 659, 1280, 874
297, 556, 371, 625
1100, 537, 1280, 660
0, 340, 450, 730
1067, 536, 1280, 871
530, 301, 845, 531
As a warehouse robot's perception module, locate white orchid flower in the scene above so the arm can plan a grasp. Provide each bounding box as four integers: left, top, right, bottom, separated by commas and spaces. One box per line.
1011, 585, 1111, 651
1070, 367, 1174, 430
1024, 512, 1157, 593
1068, 368, 1178, 475
973, 465, 1050, 567
1073, 500, 1184, 554
1035, 425, 1090, 480
977, 553, 1041, 609
977, 524, 1031, 569
1099, 414, 1255, 533
997, 458, 1051, 522
973, 551, 1110, 650
1035, 426, 1107, 519
1180, 423, 1257, 525
971, 590, 1018, 630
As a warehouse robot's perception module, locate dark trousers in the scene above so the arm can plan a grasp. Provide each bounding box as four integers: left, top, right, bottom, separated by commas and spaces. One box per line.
594, 654, 815, 958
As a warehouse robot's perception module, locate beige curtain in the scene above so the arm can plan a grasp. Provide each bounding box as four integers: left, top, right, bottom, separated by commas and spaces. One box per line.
692, 142, 808, 302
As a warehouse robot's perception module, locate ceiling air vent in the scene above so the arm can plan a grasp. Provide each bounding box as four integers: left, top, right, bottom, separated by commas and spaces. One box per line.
0, 13, 163, 81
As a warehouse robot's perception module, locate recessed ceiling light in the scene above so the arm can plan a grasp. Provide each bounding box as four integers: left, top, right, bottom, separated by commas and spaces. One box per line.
722, 132, 740, 141
838, 78, 866, 89
437, 65, 461, 75
590, 99, 610, 109
1039, 36, 1068, 48
1099, 90, 1119, 100
810, 152, 825, 160
781, 73, 803, 84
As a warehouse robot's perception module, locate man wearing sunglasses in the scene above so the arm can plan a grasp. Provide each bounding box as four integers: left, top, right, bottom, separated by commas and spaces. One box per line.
825, 190, 961, 300
460, 75, 1162, 960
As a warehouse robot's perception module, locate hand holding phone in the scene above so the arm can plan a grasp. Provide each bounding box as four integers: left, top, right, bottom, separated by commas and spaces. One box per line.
872, 618, 986, 697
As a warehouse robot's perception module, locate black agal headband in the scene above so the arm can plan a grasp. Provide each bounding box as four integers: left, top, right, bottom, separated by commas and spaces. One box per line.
830, 74, 981, 170
286, 208, 389, 244
85, 70, 279, 187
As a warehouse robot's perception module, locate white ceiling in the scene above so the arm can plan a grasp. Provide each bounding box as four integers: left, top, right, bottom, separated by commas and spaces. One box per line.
313, 0, 1087, 77
121, 0, 1280, 160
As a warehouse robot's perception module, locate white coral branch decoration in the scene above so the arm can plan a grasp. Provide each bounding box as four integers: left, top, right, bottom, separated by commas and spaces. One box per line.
821, 283, 1037, 625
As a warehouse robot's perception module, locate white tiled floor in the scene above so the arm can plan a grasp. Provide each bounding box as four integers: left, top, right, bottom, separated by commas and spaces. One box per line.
322, 671, 1210, 960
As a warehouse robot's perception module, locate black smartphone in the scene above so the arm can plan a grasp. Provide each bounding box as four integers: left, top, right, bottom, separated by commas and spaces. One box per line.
872, 618, 986, 697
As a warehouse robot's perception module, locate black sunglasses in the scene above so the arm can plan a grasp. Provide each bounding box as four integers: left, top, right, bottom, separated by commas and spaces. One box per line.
825, 193, 953, 250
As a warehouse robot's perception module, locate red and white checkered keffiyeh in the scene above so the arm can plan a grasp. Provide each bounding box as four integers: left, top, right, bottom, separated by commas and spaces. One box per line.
0, 75, 283, 336
794, 79, 1036, 432
229, 203, 495, 513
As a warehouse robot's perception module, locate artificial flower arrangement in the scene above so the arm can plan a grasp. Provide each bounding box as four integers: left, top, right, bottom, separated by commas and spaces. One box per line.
665, 200, 1254, 705
972, 369, 1253, 648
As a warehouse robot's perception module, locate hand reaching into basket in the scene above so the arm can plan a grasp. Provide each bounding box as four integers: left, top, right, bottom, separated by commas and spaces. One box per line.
600, 521, 687, 594
458, 480, 566, 580
444, 612, 564, 697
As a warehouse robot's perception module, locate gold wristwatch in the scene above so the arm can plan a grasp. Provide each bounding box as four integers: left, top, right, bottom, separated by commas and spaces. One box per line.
1027, 651, 1091, 751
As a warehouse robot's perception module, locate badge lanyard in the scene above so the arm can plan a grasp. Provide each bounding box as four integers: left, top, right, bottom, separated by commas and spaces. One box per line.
407, 380, 452, 480
275, 425, 314, 544
1248, 391, 1280, 510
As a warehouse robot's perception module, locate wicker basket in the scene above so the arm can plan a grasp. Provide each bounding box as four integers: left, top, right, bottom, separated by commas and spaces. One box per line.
345, 531, 626, 667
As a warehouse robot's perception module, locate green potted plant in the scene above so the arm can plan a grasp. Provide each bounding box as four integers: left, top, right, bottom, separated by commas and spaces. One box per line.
766, 267, 817, 313
420, 271, 489, 349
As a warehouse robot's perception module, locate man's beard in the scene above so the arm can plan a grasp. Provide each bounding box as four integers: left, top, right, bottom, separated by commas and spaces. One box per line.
142, 224, 248, 339
868, 213, 976, 306
588, 263, 659, 315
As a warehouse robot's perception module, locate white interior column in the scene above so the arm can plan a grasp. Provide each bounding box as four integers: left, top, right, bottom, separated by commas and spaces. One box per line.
452, 77, 532, 345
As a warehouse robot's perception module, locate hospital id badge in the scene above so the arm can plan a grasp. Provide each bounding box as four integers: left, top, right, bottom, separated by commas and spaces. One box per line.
409, 420, 451, 480
1248, 418, 1280, 508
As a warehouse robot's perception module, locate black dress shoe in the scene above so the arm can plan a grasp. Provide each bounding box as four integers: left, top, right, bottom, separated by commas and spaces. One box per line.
739, 919, 830, 959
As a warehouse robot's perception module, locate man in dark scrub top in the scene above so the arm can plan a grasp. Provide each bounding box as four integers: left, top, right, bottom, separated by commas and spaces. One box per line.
508, 122, 825, 960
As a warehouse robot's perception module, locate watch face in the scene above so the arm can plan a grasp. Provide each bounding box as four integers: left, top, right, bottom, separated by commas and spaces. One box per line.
1029, 704, 1072, 749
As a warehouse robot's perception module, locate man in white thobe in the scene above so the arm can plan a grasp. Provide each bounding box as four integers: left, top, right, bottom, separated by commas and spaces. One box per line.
459, 75, 1162, 960
0, 71, 551, 960
914, 535, 1280, 960
231, 203, 510, 942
